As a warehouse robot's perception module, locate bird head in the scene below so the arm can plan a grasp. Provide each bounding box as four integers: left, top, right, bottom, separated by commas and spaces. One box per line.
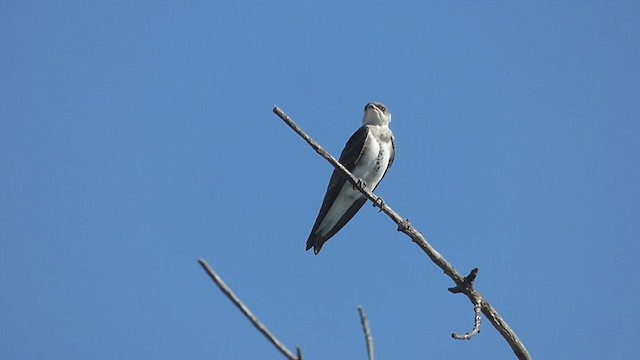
362, 102, 391, 126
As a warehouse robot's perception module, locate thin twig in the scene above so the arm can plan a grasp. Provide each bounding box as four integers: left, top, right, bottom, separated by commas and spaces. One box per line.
450, 268, 482, 339
452, 302, 482, 340
272, 106, 531, 360
358, 306, 374, 360
198, 259, 302, 360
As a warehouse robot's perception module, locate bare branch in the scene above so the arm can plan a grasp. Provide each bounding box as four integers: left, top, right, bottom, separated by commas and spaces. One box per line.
357, 306, 374, 360
272, 106, 531, 360
450, 269, 482, 340
198, 259, 302, 360
452, 302, 482, 340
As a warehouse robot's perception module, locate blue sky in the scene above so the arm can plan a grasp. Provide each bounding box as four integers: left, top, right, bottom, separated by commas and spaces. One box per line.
1, 1, 639, 359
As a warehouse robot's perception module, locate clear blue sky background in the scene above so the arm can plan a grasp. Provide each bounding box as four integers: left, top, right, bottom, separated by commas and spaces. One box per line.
1, 1, 638, 359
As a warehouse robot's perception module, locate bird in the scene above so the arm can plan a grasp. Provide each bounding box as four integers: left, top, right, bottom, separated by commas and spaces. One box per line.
306, 102, 396, 254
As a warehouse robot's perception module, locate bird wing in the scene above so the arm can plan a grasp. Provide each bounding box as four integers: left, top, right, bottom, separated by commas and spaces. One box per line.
306, 126, 370, 253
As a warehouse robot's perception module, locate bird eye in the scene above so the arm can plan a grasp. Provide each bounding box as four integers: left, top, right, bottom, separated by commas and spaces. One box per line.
378, 105, 386, 112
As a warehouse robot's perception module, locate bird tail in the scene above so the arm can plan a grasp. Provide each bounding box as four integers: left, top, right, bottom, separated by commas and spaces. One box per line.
306, 233, 324, 255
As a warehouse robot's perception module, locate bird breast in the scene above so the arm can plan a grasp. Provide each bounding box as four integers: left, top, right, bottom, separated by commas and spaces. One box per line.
352, 129, 393, 190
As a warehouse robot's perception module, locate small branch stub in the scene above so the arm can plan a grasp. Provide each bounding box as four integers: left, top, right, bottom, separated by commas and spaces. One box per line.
397, 218, 411, 232
449, 268, 479, 294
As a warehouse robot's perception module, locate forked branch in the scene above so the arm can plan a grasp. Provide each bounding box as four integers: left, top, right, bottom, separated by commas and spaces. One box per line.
272, 106, 531, 360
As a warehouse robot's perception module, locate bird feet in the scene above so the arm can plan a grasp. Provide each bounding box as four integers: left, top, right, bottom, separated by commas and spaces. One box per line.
353, 178, 367, 191
373, 197, 385, 212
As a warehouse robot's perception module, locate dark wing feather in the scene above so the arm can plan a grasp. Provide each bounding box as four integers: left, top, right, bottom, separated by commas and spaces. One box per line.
309, 197, 367, 254
306, 126, 370, 253
314, 134, 394, 252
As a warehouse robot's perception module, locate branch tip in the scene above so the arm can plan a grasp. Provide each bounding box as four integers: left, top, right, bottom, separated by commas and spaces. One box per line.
452, 303, 482, 340
357, 306, 374, 360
